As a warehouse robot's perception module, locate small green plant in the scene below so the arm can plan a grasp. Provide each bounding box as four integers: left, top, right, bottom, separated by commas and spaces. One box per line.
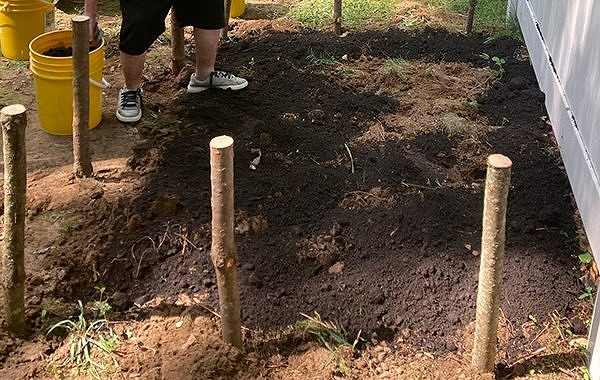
582, 367, 591, 380
579, 286, 594, 301
306, 48, 340, 67
378, 58, 410, 80
58, 217, 81, 235
47, 288, 118, 379
528, 314, 538, 324
579, 252, 594, 265
479, 52, 505, 74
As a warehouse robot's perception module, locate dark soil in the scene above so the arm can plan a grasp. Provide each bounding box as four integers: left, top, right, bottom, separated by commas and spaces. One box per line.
85, 27, 581, 361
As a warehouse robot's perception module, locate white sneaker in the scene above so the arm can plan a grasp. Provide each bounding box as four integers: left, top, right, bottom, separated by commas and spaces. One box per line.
186, 71, 248, 93
116, 88, 142, 122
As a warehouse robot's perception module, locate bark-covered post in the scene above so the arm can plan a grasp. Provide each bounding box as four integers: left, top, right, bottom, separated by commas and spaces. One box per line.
1, 104, 27, 336
472, 154, 512, 373
333, 0, 342, 35
170, 10, 185, 76
210, 135, 242, 349
222, 0, 232, 41
72, 16, 93, 178
466, 0, 478, 34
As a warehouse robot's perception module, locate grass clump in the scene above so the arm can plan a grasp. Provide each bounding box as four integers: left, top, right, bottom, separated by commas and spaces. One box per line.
47, 287, 119, 379
378, 57, 410, 80
292, 0, 395, 30
298, 312, 362, 375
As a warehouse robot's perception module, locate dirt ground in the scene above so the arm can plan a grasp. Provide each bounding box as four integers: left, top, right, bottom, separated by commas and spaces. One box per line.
0, 1, 595, 379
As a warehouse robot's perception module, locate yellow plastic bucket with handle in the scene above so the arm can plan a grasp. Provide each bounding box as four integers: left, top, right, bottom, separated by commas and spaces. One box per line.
230, 0, 245, 18
0, 0, 55, 60
29, 30, 105, 135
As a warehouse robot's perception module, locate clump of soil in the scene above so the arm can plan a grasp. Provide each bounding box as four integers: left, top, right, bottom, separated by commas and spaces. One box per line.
43, 45, 95, 57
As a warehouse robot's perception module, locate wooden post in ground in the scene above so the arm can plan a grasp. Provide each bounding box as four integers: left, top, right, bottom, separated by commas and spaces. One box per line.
209, 135, 242, 349
333, 0, 342, 35
472, 154, 512, 373
1, 104, 27, 336
222, 0, 232, 41
466, 0, 478, 34
72, 16, 93, 178
170, 10, 185, 76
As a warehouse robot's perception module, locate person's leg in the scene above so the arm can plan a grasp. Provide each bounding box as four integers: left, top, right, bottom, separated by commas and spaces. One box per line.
121, 52, 146, 90
116, 0, 171, 122
174, 0, 248, 92
193, 28, 220, 81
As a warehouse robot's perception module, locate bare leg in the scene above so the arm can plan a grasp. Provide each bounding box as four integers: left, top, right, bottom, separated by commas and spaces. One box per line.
121, 51, 146, 89
194, 28, 221, 80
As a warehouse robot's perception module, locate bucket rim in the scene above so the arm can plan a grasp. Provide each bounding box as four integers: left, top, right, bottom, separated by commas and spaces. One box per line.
29, 29, 105, 58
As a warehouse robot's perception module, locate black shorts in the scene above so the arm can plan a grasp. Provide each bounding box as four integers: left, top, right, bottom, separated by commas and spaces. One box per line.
119, 0, 225, 55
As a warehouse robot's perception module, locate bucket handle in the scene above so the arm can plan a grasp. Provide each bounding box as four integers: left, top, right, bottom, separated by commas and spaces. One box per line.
90, 77, 110, 89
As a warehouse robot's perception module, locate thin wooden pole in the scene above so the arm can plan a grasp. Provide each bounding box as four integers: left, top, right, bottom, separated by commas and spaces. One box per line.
1, 104, 27, 336
170, 10, 185, 76
333, 0, 342, 35
222, 0, 232, 41
472, 154, 512, 373
72, 16, 93, 178
210, 135, 242, 349
466, 0, 478, 34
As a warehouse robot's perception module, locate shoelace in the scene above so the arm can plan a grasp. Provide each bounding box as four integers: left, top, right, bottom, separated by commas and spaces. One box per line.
212, 71, 235, 80
121, 90, 140, 108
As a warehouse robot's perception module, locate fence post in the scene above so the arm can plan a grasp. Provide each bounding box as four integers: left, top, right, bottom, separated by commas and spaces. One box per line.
222, 0, 232, 41
472, 154, 512, 372
72, 15, 93, 178
466, 0, 478, 34
333, 0, 342, 35
1, 104, 27, 336
210, 135, 242, 349
170, 10, 185, 76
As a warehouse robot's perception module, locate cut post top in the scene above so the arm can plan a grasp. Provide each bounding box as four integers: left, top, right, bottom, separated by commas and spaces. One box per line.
1, 104, 26, 116
72, 15, 90, 23
487, 154, 512, 169
210, 135, 234, 149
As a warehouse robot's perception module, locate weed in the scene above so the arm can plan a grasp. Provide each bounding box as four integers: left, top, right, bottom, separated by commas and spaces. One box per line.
579, 286, 594, 301
528, 314, 538, 324
579, 252, 594, 265
47, 288, 118, 379
306, 48, 340, 67
58, 217, 81, 235
479, 52, 505, 74
378, 58, 410, 80
298, 312, 362, 375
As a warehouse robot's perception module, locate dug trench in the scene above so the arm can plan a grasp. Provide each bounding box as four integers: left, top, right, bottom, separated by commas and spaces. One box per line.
14, 26, 586, 369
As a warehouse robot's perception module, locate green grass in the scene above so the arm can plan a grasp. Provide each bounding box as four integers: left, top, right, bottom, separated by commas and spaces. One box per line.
292, 0, 396, 30
378, 58, 410, 80
427, 0, 511, 32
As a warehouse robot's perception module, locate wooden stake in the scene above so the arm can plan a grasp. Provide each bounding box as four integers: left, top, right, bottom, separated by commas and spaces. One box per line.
170, 10, 185, 76
72, 16, 93, 178
210, 135, 242, 349
466, 0, 478, 34
222, 0, 232, 41
472, 154, 512, 373
333, 0, 342, 35
1, 104, 27, 336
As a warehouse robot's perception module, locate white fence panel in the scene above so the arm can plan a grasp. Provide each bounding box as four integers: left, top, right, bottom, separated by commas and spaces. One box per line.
513, 0, 600, 378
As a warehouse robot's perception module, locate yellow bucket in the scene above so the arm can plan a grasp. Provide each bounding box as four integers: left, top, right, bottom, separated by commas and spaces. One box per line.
29, 30, 105, 135
0, 0, 55, 60
230, 0, 245, 18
